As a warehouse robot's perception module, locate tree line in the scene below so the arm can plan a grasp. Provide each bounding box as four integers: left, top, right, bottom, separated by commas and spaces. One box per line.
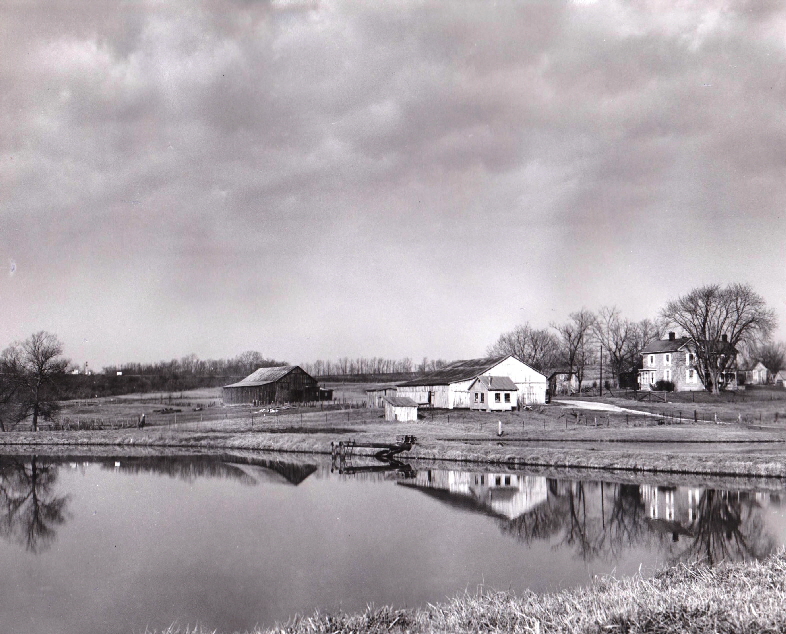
489, 283, 780, 393
0, 282, 782, 431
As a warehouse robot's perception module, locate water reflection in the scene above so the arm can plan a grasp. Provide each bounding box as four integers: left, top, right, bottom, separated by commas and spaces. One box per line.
0, 456, 70, 553
399, 468, 782, 565
101, 454, 318, 486
0, 453, 782, 569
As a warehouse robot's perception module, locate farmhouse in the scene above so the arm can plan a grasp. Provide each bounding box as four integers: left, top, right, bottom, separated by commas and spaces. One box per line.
396, 355, 547, 409
382, 396, 419, 422
638, 332, 737, 392
468, 376, 518, 412
222, 365, 320, 405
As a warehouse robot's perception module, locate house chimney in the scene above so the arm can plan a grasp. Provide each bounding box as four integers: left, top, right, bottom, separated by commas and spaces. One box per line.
668, 332, 675, 341
722, 334, 728, 343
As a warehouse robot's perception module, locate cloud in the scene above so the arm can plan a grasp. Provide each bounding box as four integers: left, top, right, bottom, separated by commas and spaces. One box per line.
1, 0, 785, 365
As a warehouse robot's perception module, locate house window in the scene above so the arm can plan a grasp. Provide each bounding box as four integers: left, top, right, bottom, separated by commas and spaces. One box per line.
686, 353, 694, 365
665, 354, 671, 366
474, 393, 479, 403
480, 393, 484, 403
688, 369, 695, 383
664, 369, 671, 381
649, 355, 654, 366
504, 393, 511, 403
495, 393, 501, 402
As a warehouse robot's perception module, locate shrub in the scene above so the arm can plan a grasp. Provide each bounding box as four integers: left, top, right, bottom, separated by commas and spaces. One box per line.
654, 379, 675, 392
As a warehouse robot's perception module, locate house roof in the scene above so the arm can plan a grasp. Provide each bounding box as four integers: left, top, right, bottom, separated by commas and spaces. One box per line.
641, 337, 691, 354
469, 376, 518, 391
398, 356, 509, 387
382, 396, 419, 408
224, 365, 299, 388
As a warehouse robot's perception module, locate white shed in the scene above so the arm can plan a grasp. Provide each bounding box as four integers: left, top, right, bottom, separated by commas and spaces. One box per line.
382, 396, 419, 422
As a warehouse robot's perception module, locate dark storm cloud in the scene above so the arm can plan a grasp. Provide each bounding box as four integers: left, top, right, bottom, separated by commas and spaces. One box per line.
1, 0, 785, 365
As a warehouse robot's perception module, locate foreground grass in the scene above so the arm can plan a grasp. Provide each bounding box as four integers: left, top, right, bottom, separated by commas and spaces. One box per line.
153, 552, 786, 634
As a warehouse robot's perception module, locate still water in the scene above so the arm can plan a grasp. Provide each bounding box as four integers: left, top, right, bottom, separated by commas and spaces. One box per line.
1, 451, 785, 634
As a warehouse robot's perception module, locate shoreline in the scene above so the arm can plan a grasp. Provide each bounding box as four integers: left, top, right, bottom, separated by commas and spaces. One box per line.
3, 426, 786, 479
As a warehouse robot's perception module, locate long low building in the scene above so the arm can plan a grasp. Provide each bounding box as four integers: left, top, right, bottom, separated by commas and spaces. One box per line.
222, 365, 320, 405
396, 355, 547, 409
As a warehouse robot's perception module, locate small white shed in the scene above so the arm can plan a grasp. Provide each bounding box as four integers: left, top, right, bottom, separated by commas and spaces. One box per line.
382, 396, 419, 422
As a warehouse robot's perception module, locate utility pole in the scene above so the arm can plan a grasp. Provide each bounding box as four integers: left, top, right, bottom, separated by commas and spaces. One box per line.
599, 345, 603, 397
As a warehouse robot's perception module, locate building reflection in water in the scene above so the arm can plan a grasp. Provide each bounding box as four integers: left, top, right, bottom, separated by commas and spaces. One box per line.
399, 468, 781, 566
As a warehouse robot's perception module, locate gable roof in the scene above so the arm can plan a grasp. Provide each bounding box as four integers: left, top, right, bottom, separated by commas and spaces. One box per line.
469, 376, 518, 391
398, 356, 509, 387
641, 337, 691, 354
224, 365, 301, 388
382, 396, 419, 408
641, 337, 737, 356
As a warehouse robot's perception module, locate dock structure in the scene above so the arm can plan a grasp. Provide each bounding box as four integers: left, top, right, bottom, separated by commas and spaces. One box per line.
331, 436, 417, 475
331, 435, 417, 461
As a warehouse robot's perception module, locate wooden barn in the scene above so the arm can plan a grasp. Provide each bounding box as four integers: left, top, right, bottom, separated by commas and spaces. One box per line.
382, 396, 419, 422
222, 366, 320, 405
366, 386, 398, 408
396, 355, 547, 409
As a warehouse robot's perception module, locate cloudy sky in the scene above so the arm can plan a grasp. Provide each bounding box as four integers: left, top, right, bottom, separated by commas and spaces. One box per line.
2, 0, 785, 369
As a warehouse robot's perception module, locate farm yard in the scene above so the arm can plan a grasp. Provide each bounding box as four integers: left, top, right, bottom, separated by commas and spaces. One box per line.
5, 384, 786, 478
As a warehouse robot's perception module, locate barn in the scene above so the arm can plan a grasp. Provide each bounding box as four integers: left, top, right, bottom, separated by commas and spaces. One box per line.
396, 355, 547, 409
222, 366, 320, 405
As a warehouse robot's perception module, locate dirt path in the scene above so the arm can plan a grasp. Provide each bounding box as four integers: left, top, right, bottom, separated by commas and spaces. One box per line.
554, 399, 659, 417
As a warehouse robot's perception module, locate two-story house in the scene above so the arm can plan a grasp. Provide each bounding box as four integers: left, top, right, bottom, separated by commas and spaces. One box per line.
638, 332, 737, 392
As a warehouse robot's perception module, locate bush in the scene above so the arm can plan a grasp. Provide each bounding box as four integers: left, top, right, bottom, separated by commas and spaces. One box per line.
654, 379, 675, 392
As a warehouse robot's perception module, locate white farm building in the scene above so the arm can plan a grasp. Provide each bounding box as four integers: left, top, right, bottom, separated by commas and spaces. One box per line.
396, 355, 547, 409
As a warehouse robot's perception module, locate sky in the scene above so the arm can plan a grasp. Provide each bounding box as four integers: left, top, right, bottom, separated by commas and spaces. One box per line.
2, 0, 785, 370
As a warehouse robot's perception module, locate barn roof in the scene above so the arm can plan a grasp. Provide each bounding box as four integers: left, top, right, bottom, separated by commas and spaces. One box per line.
398, 356, 509, 387
469, 376, 518, 391
382, 396, 419, 408
224, 365, 300, 388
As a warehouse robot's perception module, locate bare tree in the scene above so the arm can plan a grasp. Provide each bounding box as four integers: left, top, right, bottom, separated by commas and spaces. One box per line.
661, 284, 776, 393
487, 322, 562, 372
553, 310, 597, 391
2, 332, 69, 431
592, 307, 637, 386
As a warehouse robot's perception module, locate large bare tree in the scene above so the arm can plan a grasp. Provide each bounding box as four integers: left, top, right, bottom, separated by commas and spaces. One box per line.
487, 322, 562, 372
553, 310, 597, 391
661, 284, 776, 393
1, 332, 69, 431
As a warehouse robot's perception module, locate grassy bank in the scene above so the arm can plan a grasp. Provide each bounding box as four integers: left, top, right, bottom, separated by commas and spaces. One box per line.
4, 408, 786, 477
3, 388, 786, 478
153, 551, 786, 634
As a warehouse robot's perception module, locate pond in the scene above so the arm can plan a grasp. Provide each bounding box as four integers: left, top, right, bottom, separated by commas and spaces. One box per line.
1, 450, 785, 634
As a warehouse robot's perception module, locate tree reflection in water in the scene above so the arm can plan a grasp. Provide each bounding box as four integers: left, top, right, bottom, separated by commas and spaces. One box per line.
0, 456, 70, 554
658, 489, 776, 565
503, 479, 776, 565
403, 468, 780, 567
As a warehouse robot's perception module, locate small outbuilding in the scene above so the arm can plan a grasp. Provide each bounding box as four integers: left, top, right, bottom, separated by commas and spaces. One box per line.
382, 396, 419, 422
468, 376, 518, 411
